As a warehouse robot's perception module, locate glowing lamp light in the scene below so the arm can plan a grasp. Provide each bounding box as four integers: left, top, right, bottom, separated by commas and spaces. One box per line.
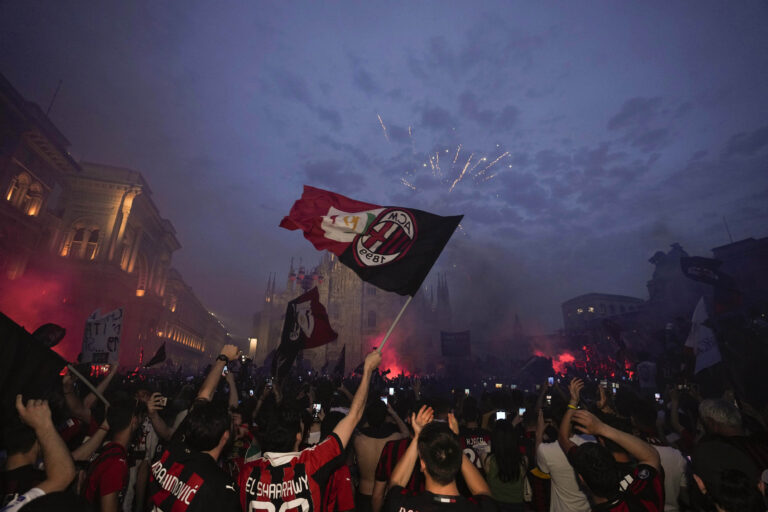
136, 289, 145, 297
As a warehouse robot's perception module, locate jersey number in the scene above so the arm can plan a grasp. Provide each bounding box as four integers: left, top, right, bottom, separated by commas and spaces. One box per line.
249, 498, 310, 512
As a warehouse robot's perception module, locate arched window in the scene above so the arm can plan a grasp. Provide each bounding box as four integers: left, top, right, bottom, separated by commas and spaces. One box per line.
84, 229, 99, 260
368, 310, 376, 328
136, 253, 149, 296
119, 228, 135, 270
69, 228, 85, 258
20, 182, 43, 216
5, 173, 30, 207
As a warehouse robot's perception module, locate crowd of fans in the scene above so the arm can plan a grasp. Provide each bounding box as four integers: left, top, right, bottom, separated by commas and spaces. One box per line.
2, 343, 768, 512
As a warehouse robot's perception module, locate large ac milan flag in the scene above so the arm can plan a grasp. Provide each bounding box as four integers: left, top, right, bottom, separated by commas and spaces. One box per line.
280, 186, 463, 296
272, 287, 337, 383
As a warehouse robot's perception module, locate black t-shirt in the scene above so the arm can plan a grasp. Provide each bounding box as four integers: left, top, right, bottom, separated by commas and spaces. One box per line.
148, 441, 240, 511
0, 465, 45, 506
383, 485, 499, 512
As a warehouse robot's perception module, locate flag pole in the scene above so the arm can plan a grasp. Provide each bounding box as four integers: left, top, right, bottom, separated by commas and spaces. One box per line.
377, 296, 413, 353
66, 364, 110, 407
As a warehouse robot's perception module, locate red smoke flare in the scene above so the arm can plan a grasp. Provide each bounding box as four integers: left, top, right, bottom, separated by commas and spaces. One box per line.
366, 333, 412, 376
534, 350, 577, 375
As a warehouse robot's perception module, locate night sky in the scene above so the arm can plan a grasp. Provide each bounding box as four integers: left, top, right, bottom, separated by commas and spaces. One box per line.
2, 1, 767, 350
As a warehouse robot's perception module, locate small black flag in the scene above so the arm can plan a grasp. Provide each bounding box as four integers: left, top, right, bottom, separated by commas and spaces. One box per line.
332, 345, 346, 377
144, 343, 166, 368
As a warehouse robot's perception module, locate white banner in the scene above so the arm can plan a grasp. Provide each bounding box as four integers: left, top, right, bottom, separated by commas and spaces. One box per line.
82, 308, 123, 364
685, 297, 721, 373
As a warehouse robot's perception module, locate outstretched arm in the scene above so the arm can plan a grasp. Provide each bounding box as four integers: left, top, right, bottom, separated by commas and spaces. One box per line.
333, 351, 382, 448
15, 395, 75, 494
197, 344, 239, 401
62, 373, 91, 422
389, 405, 433, 488
449, 413, 491, 496
71, 419, 109, 461
225, 371, 239, 410
572, 410, 661, 471
558, 378, 583, 454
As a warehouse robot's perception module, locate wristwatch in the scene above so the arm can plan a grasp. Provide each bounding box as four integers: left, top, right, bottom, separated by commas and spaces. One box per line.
216, 354, 229, 363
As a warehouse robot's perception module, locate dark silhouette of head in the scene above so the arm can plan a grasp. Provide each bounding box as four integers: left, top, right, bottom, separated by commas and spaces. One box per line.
569, 442, 620, 499
417, 422, 462, 485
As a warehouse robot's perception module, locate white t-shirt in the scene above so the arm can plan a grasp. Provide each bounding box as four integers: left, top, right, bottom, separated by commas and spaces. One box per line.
655, 445, 688, 512
0, 487, 45, 511
537, 437, 591, 512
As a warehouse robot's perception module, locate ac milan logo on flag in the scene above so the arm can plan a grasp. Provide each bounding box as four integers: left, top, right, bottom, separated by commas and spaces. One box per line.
354, 208, 417, 267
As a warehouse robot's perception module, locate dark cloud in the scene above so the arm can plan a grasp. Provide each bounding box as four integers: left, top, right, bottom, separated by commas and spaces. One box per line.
458, 91, 519, 132
271, 69, 313, 104
607, 97, 663, 131
387, 124, 411, 145
314, 106, 342, 130
349, 56, 380, 95
420, 105, 456, 131
629, 127, 669, 152
302, 159, 364, 194
724, 125, 768, 157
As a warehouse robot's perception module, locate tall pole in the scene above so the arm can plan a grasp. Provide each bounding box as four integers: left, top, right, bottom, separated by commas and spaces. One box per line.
377, 296, 413, 353
46, 80, 63, 116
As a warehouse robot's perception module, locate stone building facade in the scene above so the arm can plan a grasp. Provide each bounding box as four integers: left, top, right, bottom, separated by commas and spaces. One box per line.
0, 72, 229, 369
253, 253, 453, 374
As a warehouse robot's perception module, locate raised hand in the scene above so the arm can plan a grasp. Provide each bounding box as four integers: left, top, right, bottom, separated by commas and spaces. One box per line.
363, 350, 382, 373
571, 409, 605, 436
219, 344, 240, 362
411, 405, 434, 436
15, 395, 53, 432
147, 392, 166, 415
569, 378, 584, 405
448, 412, 460, 435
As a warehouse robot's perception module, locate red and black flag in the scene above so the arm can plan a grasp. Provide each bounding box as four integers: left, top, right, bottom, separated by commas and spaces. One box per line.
280, 186, 463, 296
272, 287, 337, 383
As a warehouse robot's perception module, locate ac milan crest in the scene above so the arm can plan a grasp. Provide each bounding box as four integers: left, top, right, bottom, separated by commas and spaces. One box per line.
353, 208, 417, 267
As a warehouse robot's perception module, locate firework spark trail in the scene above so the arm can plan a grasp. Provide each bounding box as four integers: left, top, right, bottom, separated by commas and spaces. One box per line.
480, 172, 499, 183
469, 156, 486, 175
453, 144, 462, 164
448, 153, 473, 193
377, 114, 390, 142
400, 177, 417, 190
435, 151, 440, 177
475, 151, 510, 178
457, 223, 467, 235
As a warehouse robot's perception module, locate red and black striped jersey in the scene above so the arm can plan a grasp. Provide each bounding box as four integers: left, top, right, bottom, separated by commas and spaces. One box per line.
374, 438, 424, 492
238, 433, 345, 512
148, 442, 240, 512
322, 463, 355, 512
592, 464, 664, 512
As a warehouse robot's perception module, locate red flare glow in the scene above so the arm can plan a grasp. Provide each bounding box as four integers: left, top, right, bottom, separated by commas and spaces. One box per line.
534, 350, 577, 375
367, 332, 412, 376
